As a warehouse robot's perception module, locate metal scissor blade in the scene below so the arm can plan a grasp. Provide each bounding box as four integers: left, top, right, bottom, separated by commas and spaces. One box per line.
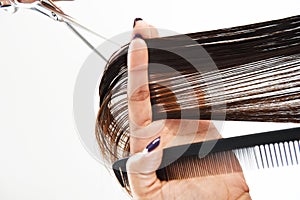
39, 0, 120, 47
65, 21, 108, 61
9, 0, 120, 61
55, 10, 121, 47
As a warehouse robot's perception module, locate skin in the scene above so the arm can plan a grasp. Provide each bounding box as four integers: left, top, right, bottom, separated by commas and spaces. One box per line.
126, 19, 252, 200
0, 0, 71, 6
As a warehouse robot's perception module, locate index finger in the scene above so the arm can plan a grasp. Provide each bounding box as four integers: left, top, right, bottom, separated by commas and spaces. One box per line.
128, 19, 159, 130
127, 36, 152, 130
127, 19, 159, 153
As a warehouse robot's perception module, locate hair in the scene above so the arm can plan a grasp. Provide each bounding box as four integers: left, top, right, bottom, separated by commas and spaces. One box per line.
96, 15, 300, 164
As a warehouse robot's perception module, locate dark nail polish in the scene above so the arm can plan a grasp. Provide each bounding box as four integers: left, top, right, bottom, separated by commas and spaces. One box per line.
145, 136, 160, 153
133, 17, 143, 28
133, 33, 143, 40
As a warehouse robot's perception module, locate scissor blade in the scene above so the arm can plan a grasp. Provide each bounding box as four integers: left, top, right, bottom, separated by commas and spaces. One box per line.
38, 0, 120, 46
65, 22, 108, 61
57, 12, 120, 47
11, 0, 120, 47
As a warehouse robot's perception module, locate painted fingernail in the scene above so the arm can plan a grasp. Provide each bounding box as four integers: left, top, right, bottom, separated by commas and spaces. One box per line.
143, 136, 160, 153
133, 33, 143, 40
133, 17, 143, 28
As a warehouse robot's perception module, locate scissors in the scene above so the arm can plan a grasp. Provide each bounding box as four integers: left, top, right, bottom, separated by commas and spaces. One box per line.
0, 0, 121, 61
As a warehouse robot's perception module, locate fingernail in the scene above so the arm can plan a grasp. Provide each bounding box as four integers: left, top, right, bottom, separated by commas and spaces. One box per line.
143, 136, 160, 153
133, 33, 143, 40
133, 18, 143, 28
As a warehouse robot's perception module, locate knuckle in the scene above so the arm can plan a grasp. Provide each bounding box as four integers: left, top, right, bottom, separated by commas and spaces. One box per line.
140, 119, 152, 127
129, 85, 150, 102
126, 153, 144, 173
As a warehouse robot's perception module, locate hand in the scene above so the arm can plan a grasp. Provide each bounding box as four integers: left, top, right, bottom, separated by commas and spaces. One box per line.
0, 0, 71, 6
126, 18, 251, 200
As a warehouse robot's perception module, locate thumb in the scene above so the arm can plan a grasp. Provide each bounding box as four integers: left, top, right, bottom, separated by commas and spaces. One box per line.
126, 137, 163, 198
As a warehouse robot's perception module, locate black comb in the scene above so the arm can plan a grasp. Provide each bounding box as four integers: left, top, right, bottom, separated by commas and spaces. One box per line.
112, 127, 300, 188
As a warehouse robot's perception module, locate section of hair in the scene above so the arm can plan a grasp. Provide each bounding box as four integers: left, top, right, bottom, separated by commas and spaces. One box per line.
96, 15, 300, 163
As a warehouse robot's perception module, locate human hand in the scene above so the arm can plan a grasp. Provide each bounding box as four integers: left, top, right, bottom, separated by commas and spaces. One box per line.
126, 18, 251, 200
0, 0, 71, 6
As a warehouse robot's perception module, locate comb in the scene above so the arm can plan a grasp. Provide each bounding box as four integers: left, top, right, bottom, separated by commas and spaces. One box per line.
112, 127, 300, 189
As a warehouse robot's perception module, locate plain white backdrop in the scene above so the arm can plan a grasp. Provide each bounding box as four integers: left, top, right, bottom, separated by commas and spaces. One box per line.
0, 0, 299, 199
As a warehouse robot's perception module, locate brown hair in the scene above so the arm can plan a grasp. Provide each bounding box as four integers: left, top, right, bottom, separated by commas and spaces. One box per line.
96, 15, 300, 164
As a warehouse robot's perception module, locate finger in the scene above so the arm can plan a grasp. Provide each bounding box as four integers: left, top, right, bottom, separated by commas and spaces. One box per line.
17, 0, 72, 2
128, 19, 159, 131
149, 24, 159, 38
127, 36, 152, 130
132, 19, 159, 39
128, 19, 161, 154
0, 0, 10, 6
126, 140, 163, 198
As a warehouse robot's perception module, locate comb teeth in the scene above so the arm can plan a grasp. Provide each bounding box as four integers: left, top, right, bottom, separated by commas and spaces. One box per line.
234, 140, 300, 170
158, 140, 300, 181
159, 151, 243, 180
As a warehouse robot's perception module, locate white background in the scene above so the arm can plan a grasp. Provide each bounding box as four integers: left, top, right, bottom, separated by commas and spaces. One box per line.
0, 0, 299, 199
